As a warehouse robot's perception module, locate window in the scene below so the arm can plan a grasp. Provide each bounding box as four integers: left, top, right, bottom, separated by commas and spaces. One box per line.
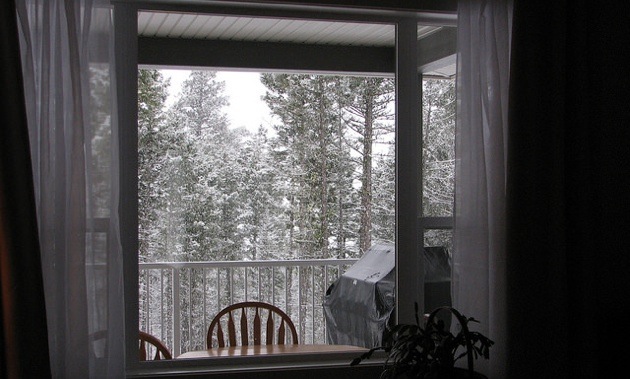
138, 69, 398, 356
115, 1, 456, 376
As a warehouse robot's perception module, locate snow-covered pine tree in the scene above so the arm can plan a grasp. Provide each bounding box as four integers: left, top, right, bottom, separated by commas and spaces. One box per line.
371, 143, 396, 243
343, 77, 395, 254
137, 69, 175, 348
165, 70, 232, 263
262, 74, 348, 260
138, 69, 171, 263
262, 73, 358, 341
422, 78, 455, 217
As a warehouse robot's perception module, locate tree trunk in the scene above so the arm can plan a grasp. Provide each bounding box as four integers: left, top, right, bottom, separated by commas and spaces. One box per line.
359, 95, 374, 253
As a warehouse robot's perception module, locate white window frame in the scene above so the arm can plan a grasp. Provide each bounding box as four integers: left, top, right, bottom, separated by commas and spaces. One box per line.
114, 1, 456, 377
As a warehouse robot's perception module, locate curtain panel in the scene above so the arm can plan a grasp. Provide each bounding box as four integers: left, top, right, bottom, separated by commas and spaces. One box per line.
506, 1, 630, 377
16, 0, 124, 377
1, 0, 51, 377
453, 1, 512, 378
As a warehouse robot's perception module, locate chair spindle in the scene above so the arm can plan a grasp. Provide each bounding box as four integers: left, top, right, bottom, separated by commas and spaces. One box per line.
278, 320, 285, 345
253, 307, 261, 345
266, 311, 274, 345
241, 307, 248, 345
228, 311, 237, 346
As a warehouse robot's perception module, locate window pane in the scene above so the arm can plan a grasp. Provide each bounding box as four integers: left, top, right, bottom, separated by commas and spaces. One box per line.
137, 68, 396, 353
422, 78, 456, 217
424, 228, 452, 251
418, 23, 456, 322
423, 229, 452, 323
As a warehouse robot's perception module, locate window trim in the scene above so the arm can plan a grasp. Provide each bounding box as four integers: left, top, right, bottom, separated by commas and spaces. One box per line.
115, 1, 456, 376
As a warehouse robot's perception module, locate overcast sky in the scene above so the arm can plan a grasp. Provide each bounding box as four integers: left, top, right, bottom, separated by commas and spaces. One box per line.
161, 69, 275, 133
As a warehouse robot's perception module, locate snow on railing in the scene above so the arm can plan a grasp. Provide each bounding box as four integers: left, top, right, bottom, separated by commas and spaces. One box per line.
139, 258, 358, 357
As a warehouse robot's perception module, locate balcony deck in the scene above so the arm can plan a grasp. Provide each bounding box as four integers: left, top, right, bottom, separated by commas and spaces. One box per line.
139, 258, 358, 357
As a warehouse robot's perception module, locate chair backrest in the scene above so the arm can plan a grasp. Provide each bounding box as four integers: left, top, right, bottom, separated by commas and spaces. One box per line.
139, 331, 172, 360
206, 301, 298, 348
91, 330, 172, 361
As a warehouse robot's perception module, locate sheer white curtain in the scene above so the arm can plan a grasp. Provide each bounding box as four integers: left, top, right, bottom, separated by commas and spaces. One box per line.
17, 0, 125, 377
453, 1, 511, 378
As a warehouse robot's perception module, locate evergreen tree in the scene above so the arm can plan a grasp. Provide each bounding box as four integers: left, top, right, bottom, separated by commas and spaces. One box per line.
161, 71, 235, 350
165, 71, 232, 262
137, 69, 171, 262
262, 73, 358, 340
330, 97, 357, 259
422, 78, 455, 217
137, 69, 176, 344
369, 79, 455, 245
371, 144, 396, 243
343, 77, 394, 253
171, 71, 229, 137
237, 127, 289, 260
262, 73, 352, 260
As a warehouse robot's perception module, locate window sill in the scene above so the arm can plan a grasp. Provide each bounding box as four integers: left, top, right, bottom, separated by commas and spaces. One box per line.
127, 350, 385, 379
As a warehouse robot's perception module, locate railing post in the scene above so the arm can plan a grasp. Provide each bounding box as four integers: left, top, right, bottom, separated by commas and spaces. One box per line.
146, 272, 150, 334
229, 268, 234, 305
324, 266, 328, 340
297, 266, 301, 344
272, 266, 276, 304
173, 266, 181, 357
216, 269, 220, 312
312, 267, 315, 344
202, 268, 207, 341
257, 267, 261, 301
160, 270, 165, 342
188, 268, 192, 351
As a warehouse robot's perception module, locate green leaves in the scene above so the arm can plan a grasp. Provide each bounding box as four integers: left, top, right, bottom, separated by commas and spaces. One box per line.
351, 305, 494, 379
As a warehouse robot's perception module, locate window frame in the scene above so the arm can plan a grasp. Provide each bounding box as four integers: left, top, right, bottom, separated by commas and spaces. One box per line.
114, 1, 456, 376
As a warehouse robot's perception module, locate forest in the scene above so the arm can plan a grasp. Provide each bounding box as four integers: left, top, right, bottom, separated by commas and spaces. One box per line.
138, 70, 455, 263
136, 69, 455, 352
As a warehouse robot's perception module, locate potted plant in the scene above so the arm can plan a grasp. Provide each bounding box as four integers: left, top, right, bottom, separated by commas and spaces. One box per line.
351, 304, 494, 379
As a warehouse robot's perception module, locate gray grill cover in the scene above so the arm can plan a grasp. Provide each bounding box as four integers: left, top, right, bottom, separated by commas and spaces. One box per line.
323, 242, 451, 348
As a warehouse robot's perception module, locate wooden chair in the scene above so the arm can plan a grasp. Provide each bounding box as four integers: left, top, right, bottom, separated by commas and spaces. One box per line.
139, 331, 172, 360
206, 301, 298, 348
90, 330, 172, 360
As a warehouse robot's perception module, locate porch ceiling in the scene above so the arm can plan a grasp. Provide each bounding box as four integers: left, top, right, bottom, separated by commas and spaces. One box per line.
137, 10, 456, 77
138, 11, 441, 47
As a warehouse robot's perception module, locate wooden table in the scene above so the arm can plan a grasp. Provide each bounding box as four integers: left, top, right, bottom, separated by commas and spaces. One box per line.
177, 344, 367, 359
